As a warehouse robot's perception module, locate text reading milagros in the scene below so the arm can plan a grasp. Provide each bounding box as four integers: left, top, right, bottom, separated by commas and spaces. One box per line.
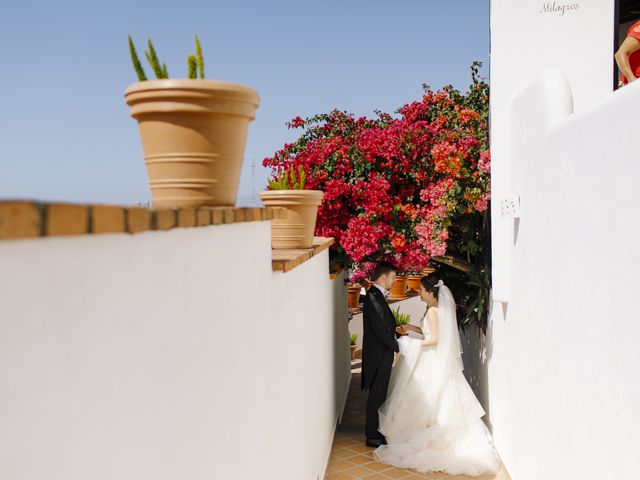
540, 2, 579, 16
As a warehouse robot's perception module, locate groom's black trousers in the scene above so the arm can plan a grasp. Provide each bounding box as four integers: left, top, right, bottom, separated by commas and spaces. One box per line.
365, 351, 393, 439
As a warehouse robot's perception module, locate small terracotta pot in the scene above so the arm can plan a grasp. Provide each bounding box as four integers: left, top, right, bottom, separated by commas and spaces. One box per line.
389, 274, 407, 299
422, 267, 436, 276
406, 274, 422, 292
259, 190, 324, 249
125, 79, 260, 208
347, 285, 361, 309
350, 344, 358, 361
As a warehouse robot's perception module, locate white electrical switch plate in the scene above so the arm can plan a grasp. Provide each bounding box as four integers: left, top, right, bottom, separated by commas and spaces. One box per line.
500, 194, 521, 219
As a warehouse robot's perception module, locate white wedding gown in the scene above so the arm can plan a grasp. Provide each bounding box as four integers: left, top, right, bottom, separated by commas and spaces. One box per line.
374, 305, 500, 476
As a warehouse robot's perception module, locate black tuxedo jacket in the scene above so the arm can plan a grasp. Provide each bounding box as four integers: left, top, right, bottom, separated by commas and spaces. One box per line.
361, 285, 399, 390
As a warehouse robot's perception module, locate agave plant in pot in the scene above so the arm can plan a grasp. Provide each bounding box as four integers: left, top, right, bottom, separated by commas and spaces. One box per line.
260, 165, 324, 249
350, 333, 358, 361
392, 308, 411, 328
125, 35, 260, 208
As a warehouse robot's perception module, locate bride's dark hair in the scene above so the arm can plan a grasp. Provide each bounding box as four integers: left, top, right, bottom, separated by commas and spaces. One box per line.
420, 276, 440, 296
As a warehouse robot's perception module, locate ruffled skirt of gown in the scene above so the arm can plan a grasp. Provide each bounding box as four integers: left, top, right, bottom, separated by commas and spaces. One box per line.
374, 337, 500, 476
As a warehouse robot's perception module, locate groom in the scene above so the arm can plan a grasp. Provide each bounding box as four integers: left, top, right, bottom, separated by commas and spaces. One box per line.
361, 261, 406, 447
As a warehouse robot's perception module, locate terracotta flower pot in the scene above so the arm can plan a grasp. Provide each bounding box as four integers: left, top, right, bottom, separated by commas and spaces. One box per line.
259, 190, 324, 249
125, 79, 260, 208
389, 274, 407, 299
347, 285, 361, 309
406, 274, 422, 293
350, 344, 358, 361
422, 267, 436, 276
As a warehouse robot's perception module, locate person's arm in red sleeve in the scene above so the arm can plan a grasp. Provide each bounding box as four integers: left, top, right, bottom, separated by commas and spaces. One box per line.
616, 22, 640, 83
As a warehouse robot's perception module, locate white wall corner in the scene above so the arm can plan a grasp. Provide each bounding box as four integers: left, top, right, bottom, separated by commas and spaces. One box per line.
509, 68, 573, 151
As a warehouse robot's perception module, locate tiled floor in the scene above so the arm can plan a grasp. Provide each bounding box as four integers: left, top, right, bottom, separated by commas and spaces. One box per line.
325, 358, 511, 480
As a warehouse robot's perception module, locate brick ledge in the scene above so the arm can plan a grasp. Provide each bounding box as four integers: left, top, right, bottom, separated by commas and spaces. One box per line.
271, 237, 335, 273
0, 201, 286, 241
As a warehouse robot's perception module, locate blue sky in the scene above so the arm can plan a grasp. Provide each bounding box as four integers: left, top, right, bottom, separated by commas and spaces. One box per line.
0, 0, 489, 206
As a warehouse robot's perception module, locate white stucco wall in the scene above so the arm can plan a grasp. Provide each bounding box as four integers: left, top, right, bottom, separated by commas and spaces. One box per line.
490, 0, 615, 301
480, 70, 640, 479
0, 222, 348, 480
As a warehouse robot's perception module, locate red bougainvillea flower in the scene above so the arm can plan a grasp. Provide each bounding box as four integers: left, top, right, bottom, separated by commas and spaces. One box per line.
458, 108, 480, 124
478, 149, 491, 173
263, 65, 490, 282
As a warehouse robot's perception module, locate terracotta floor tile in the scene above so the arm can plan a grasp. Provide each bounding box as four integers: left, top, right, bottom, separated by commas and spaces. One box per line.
333, 448, 360, 460
363, 474, 391, 480
344, 465, 378, 477
365, 461, 394, 473
425, 474, 449, 480
331, 459, 358, 471
326, 473, 355, 480
382, 467, 415, 479
350, 444, 374, 454
347, 454, 376, 466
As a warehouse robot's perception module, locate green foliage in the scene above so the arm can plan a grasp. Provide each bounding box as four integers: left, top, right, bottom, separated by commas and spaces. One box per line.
268, 165, 306, 190
188, 55, 197, 79
145, 38, 167, 79
350, 333, 358, 346
195, 34, 205, 79
427, 60, 492, 333
127, 35, 206, 81
393, 308, 411, 326
433, 206, 491, 333
128, 35, 147, 82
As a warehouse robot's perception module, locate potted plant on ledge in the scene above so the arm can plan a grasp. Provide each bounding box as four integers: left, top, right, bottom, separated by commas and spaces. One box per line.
350, 333, 358, 361
260, 165, 324, 249
393, 308, 411, 330
125, 35, 260, 208
388, 274, 408, 300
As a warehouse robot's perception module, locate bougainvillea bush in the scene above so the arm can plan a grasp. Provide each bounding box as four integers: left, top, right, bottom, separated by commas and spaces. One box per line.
263, 62, 491, 331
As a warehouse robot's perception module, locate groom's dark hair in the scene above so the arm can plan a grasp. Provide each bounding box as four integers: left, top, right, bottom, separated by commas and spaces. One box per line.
371, 261, 397, 281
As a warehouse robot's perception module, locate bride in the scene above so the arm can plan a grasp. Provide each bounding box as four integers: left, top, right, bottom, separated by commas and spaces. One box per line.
373, 277, 500, 476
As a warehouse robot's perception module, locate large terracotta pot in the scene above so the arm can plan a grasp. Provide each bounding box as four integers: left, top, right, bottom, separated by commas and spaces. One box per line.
406, 274, 422, 293
125, 79, 260, 208
389, 274, 407, 299
347, 285, 361, 309
259, 190, 324, 249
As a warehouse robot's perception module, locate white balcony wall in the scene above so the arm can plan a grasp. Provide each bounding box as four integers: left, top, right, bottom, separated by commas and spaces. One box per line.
490, 0, 615, 301
0, 221, 349, 480
467, 75, 640, 480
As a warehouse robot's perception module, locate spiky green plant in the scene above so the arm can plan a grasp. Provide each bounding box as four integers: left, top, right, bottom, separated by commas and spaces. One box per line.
268, 168, 288, 190
392, 308, 411, 326
128, 35, 147, 81
188, 55, 198, 79
128, 35, 206, 81
195, 34, 205, 79
350, 333, 358, 346
268, 165, 306, 190
145, 38, 168, 79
